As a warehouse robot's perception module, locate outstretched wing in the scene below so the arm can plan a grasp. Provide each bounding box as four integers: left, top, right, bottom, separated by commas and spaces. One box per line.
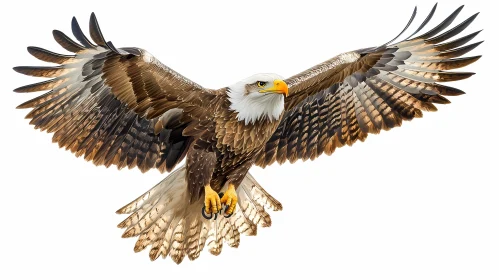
15, 13, 215, 173
255, 4, 482, 167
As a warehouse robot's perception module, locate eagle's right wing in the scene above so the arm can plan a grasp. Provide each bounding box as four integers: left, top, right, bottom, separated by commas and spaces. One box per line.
14, 13, 216, 173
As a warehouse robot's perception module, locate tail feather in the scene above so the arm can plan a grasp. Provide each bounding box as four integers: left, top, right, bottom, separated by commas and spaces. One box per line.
207, 218, 224, 255
191, 223, 209, 260
117, 164, 281, 263
222, 218, 240, 248
243, 172, 283, 211
170, 218, 187, 263
185, 216, 203, 260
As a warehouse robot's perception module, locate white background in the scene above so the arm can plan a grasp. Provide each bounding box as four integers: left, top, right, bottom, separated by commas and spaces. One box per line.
1, 0, 497, 279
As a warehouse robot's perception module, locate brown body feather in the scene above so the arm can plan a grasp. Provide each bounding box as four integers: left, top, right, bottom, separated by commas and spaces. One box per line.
185, 96, 282, 202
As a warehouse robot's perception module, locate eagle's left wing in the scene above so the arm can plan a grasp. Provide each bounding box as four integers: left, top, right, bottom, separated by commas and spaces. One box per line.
255, 5, 482, 167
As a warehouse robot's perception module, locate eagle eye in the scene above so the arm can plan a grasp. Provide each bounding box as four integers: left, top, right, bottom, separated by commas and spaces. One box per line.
257, 81, 267, 88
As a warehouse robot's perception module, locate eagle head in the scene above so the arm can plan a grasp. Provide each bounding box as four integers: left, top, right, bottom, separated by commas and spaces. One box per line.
228, 73, 288, 125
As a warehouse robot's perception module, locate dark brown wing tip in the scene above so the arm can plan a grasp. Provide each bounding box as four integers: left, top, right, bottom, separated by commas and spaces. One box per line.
437, 84, 466, 96
71, 16, 96, 48
438, 71, 475, 82
12, 66, 23, 74
13, 79, 55, 93
26, 46, 76, 64
89, 12, 125, 55
425, 12, 480, 44
403, 3, 438, 41
16, 101, 32, 109
27, 46, 36, 54
414, 4, 465, 40
440, 40, 484, 58
465, 55, 482, 64
465, 40, 485, 52
52, 29, 85, 53
89, 12, 107, 47
16, 104, 34, 110
13, 86, 26, 93
380, 5, 418, 47
106, 40, 128, 55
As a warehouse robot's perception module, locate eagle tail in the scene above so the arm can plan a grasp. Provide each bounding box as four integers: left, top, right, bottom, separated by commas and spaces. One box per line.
116, 165, 282, 263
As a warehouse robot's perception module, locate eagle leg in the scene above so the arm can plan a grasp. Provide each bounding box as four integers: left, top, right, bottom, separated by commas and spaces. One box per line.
204, 185, 222, 215
220, 183, 238, 216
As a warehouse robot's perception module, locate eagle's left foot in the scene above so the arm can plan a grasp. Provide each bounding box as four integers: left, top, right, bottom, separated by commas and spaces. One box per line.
221, 184, 238, 216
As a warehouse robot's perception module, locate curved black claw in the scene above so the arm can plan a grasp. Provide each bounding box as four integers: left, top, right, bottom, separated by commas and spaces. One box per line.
224, 204, 233, 218
201, 206, 213, 220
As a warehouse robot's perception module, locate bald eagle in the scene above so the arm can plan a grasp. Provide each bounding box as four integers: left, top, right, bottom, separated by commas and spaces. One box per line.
14, 4, 482, 263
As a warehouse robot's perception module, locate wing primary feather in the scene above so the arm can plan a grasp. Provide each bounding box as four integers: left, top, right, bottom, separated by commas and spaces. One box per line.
440, 56, 481, 70
88, 13, 126, 54
16, 90, 56, 109
403, 3, 438, 41
437, 41, 483, 59
425, 13, 479, 44
13, 66, 65, 78
89, 12, 108, 48
402, 55, 481, 71
52, 30, 86, 53
377, 6, 418, 49
433, 30, 482, 51
71, 17, 97, 48
27, 46, 76, 64
413, 5, 464, 40
14, 79, 63, 93
106, 40, 129, 55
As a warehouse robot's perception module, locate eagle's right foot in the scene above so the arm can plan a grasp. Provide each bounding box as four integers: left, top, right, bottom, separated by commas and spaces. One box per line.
204, 185, 221, 214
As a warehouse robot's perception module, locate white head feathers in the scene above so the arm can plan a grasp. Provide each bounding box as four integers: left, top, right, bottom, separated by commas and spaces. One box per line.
227, 73, 286, 125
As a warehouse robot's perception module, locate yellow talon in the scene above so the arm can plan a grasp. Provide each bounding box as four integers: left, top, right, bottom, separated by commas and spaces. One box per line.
221, 184, 238, 215
204, 185, 221, 214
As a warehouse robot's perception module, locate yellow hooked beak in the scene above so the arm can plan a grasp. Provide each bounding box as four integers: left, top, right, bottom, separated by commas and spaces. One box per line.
259, 79, 289, 97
